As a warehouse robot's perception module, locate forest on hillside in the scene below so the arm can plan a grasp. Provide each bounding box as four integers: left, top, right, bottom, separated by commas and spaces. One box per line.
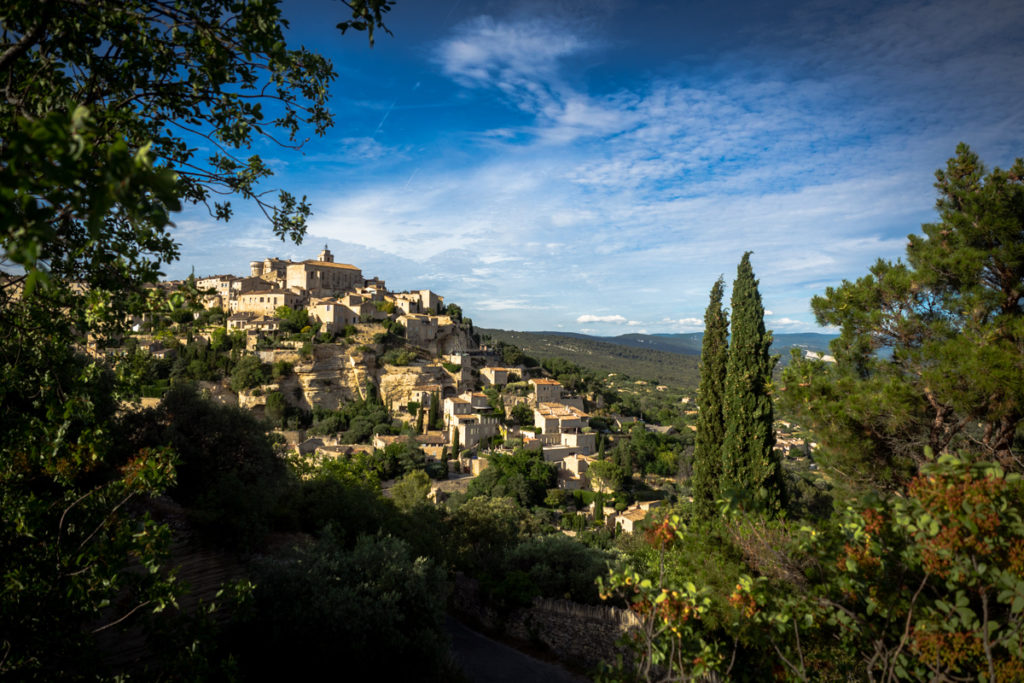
479, 328, 703, 388
2, 1, 1023, 681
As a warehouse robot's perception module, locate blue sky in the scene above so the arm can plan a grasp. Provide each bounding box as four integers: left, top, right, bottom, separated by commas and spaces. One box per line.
169, 0, 1024, 334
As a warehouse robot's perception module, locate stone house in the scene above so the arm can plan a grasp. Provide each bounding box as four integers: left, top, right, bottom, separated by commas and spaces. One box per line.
443, 396, 475, 427
534, 402, 588, 434
227, 312, 283, 333
467, 392, 491, 412
557, 454, 592, 490
450, 414, 501, 450
308, 297, 360, 334
196, 274, 236, 311
235, 289, 303, 317
249, 256, 290, 282
337, 293, 381, 321
480, 366, 514, 386
415, 433, 447, 459
530, 378, 563, 404
393, 292, 423, 316
285, 246, 362, 297
559, 430, 596, 456
400, 313, 439, 346
617, 507, 649, 534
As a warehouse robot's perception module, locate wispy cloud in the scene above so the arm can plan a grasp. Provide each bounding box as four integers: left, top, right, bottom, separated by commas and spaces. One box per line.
475, 298, 533, 311
170, 1, 1024, 335
577, 314, 628, 324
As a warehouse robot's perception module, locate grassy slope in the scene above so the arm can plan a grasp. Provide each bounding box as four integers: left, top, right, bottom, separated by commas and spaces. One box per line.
478, 328, 702, 389
478, 330, 837, 392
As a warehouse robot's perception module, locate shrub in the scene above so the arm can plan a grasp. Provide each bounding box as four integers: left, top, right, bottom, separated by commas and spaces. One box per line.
230, 354, 265, 392
228, 532, 451, 681
271, 360, 293, 379
380, 348, 416, 366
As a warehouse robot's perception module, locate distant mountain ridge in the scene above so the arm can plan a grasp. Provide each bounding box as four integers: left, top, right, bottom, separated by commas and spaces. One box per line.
527, 331, 837, 357
477, 329, 838, 390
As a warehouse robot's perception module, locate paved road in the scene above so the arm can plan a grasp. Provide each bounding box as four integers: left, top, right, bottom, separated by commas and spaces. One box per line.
446, 617, 591, 683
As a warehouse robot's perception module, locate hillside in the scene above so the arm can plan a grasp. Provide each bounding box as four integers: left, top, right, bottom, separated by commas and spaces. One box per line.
554, 331, 836, 357
478, 329, 838, 391
478, 328, 702, 389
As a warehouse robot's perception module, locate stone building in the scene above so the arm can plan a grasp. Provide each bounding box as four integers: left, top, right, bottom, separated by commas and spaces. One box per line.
235, 289, 303, 317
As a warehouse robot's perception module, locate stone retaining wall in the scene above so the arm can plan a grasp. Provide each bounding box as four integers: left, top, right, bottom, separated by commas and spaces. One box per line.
452, 573, 639, 671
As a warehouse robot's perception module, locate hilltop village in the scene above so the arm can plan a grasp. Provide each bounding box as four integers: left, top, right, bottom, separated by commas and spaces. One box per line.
118, 246, 819, 537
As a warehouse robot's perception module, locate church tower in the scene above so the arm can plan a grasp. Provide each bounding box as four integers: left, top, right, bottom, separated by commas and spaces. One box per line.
318, 244, 334, 263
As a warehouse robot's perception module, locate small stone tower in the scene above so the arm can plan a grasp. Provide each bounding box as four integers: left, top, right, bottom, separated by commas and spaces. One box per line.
318, 244, 333, 263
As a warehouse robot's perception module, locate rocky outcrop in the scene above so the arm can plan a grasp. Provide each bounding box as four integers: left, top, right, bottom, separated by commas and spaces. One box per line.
230, 314, 478, 416
291, 343, 371, 411
377, 362, 458, 409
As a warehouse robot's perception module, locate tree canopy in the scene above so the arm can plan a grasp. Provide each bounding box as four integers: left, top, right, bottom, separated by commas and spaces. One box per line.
722, 253, 785, 514
692, 276, 729, 516
781, 144, 1024, 490
0, 2, 392, 676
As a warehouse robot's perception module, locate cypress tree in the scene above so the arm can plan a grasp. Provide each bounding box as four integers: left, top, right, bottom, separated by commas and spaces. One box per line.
721, 252, 786, 514
427, 391, 439, 430
691, 277, 729, 517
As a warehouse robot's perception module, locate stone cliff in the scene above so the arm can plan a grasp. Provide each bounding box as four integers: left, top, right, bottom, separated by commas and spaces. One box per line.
236, 319, 477, 415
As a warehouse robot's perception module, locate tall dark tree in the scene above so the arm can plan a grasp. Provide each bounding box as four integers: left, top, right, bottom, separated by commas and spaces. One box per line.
428, 391, 440, 431
0, 1, 393, 676
691, 277, 729, 516
721, 253, 785, 514
781, 144, 1024, 491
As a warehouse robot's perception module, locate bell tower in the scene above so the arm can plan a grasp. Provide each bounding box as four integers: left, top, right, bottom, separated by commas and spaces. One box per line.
318, 244, 334, 263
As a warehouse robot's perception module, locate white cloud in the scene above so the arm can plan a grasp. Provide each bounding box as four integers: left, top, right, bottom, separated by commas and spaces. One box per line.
474, 298, 533, 311
577, 314, 627, 324
663, 317, 703, 327
174, 1, 1020, 335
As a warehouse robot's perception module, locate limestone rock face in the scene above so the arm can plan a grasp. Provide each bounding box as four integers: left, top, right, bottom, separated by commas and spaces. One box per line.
256, 348, 302, 365
377, 363, 455, 410
230, 314, 478, 416
431, 318, 474, 356
292, 343, 372, 411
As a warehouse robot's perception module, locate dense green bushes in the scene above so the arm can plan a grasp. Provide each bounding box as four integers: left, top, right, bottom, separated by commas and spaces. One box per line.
226, 531, 454, 681
306, 390, 397, 442
466, 449, 556, 508
116, 384, 286, 549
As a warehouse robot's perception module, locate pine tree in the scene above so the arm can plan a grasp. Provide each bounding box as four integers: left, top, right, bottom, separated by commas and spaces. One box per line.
691, 277, 729, 517
427, 391, 439, 431
721, 252, 786, 514
781, 145, 1024, 490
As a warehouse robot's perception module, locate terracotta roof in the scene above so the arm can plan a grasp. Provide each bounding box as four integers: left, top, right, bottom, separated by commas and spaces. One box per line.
301, 260, 361, 270
621, 508, 648, 521
530, 378, 562, 385
536, 402, 588, 418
